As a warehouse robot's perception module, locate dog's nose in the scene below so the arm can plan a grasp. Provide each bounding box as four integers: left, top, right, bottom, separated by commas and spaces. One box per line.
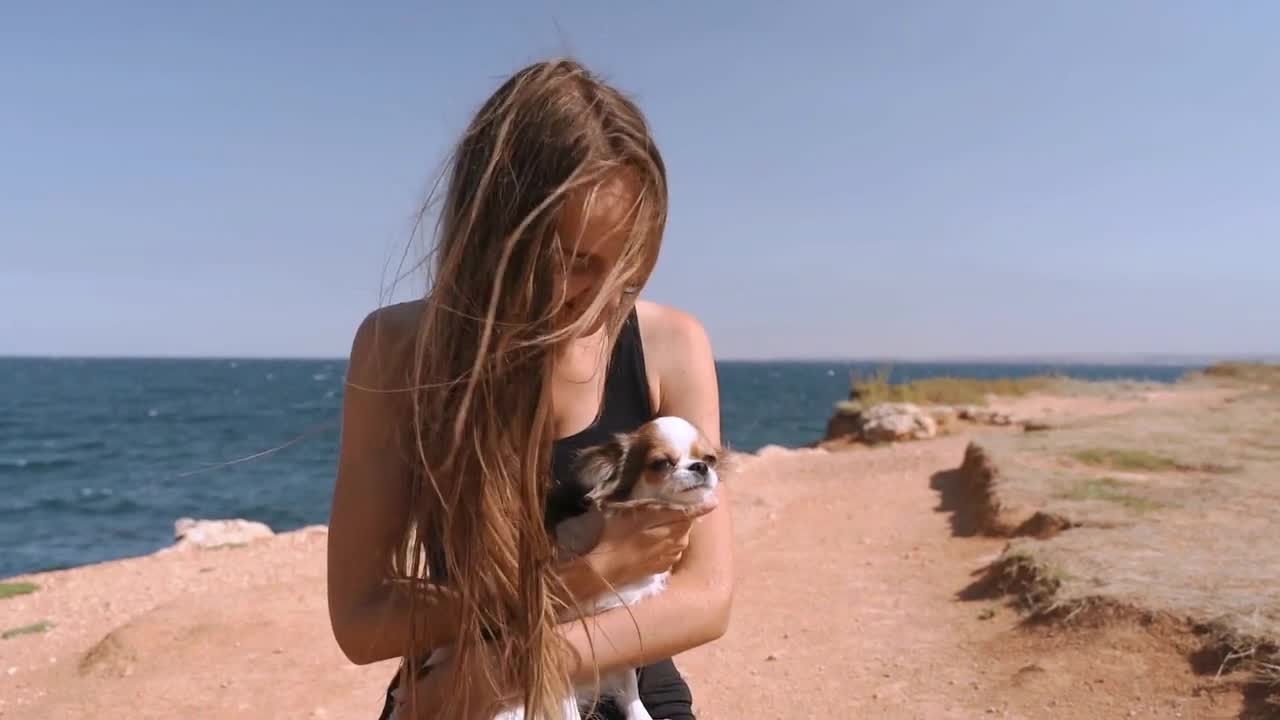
688, 461, 709, 476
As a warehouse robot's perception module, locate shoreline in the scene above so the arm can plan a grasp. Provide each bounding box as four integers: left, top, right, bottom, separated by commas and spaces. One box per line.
1, 369, 1208, 583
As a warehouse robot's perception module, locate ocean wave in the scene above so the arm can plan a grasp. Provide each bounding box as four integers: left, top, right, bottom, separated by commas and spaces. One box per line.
0, 491, 145, 517
39, 437, 108, 453
67, 438, 108, 452
176, 412, 237, 426
0, 456, 78, 472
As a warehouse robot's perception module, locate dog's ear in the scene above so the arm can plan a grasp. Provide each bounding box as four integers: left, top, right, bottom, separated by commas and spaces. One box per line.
572, 435, 629, 502
711, 445, 738, 479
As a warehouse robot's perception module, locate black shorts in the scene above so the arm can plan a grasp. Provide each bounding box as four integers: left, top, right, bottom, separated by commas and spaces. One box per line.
377, 658, 694, 719
584, 658, 694, 720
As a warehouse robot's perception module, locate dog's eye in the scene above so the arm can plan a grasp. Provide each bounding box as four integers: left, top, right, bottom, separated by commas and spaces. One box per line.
648, 458, 673, 472
702, 455, 718, 467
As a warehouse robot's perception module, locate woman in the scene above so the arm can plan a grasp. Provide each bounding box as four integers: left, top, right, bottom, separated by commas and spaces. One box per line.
326, 58, 734, 720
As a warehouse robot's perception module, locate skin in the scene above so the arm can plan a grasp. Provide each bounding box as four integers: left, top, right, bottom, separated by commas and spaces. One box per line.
326, 175, 734, 718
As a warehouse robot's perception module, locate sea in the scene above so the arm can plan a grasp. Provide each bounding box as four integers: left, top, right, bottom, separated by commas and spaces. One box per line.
0, 357, 1199, 579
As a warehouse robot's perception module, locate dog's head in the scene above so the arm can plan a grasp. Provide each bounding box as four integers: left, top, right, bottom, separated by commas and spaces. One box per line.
571, 416, 722, 507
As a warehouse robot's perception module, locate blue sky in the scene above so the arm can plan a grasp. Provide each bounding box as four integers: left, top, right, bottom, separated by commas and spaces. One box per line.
2, 2, 1277, 360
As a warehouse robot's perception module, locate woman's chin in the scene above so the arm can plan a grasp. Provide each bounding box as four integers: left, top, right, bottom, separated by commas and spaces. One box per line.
556, 304, 611, 338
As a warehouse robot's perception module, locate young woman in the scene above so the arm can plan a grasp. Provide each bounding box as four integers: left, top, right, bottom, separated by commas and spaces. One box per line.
326, 59, 734, 720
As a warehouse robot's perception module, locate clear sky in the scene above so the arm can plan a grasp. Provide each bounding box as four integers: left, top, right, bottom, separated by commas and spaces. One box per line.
3, 2, 1277, 360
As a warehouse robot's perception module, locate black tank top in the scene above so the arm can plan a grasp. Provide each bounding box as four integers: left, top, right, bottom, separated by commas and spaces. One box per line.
545, 309, 655, 528
378, 309, 696, 720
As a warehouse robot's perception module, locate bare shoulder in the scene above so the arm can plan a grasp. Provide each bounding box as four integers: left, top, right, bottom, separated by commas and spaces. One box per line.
634, 299, 714, 367
634, 300, 718, 432
347, 300, 422, 387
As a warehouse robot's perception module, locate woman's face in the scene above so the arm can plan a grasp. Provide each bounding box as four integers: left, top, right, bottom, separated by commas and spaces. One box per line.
554, 173, 644, 333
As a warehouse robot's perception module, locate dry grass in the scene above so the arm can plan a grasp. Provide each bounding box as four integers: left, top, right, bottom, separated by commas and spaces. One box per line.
1196, 362, 1280, 388
994, 547, 1073, 612
842, 367, 1058, 411
1055, 477, 1168, 514
987, 539, 1280, 692
1070, 447, 1180, 472
1070, 447, 1243, 475
965, 386, 1280, 692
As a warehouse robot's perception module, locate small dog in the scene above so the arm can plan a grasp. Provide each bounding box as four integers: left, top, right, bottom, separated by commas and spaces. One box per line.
396, 416, 721, 720
551, 415, 723, 720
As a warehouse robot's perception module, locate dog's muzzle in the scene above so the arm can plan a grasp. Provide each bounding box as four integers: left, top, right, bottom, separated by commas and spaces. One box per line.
673, 464, 714, 492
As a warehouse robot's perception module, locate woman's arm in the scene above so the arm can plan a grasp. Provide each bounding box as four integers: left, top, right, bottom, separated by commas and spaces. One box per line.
557, 303, 734, 683
327, 304, 438, 665
335, 555, 609, 667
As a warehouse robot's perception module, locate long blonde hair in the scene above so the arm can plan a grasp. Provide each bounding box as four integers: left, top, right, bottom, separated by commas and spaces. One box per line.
395, 58, 668, 717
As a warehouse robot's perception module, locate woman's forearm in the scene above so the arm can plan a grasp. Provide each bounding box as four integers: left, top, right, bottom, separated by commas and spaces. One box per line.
338, 581, 464, 665
338, 556, 612, 666
557, 569, 732, 685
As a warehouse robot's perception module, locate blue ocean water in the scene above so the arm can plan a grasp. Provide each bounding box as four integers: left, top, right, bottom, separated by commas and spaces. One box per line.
0, 357, 1197, 579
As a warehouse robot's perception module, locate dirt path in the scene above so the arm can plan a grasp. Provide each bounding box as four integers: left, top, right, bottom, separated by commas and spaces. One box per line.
0, 400, 1255, 719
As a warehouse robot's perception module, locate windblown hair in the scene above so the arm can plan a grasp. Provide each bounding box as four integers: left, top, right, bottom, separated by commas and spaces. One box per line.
394, 59, 668, 718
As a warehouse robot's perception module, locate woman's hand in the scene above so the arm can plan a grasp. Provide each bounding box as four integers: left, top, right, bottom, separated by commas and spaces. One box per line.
587, 498, 718, 589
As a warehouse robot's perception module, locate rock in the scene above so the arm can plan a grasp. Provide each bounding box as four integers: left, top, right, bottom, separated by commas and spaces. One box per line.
856, 403, 938, 443
754, 444, 793, 458
926, 405, 959, 426
821, 402, 938, 444
753, 445, 828, 460
170, 518, 274, 550
823, 411, 862, 441
955, 406, 1018, 426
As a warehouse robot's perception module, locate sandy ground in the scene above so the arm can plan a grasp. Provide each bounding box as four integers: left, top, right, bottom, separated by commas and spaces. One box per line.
0, 390, 1254, 719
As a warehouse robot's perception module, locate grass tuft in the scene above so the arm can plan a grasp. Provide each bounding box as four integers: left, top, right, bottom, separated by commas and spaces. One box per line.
1056, 477, 1167, 514
2, 620, 53, 640
844, 367, 1057, 410
1071, 448, 1180, 472
992, 548, 1069, 613
1197, 362, 1280, 387
0, 582, 39, 600
1070, 447, 1242, 474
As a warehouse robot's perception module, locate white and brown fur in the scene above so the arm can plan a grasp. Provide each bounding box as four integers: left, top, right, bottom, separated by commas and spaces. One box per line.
551, 415, 722, 720
393, 416, 721, 720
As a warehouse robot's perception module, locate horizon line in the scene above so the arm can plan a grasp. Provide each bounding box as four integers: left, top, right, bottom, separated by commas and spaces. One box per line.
2, 352, 1273, 365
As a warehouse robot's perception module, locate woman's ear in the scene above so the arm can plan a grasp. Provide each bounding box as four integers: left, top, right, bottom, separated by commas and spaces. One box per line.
572, 435, 629, 502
